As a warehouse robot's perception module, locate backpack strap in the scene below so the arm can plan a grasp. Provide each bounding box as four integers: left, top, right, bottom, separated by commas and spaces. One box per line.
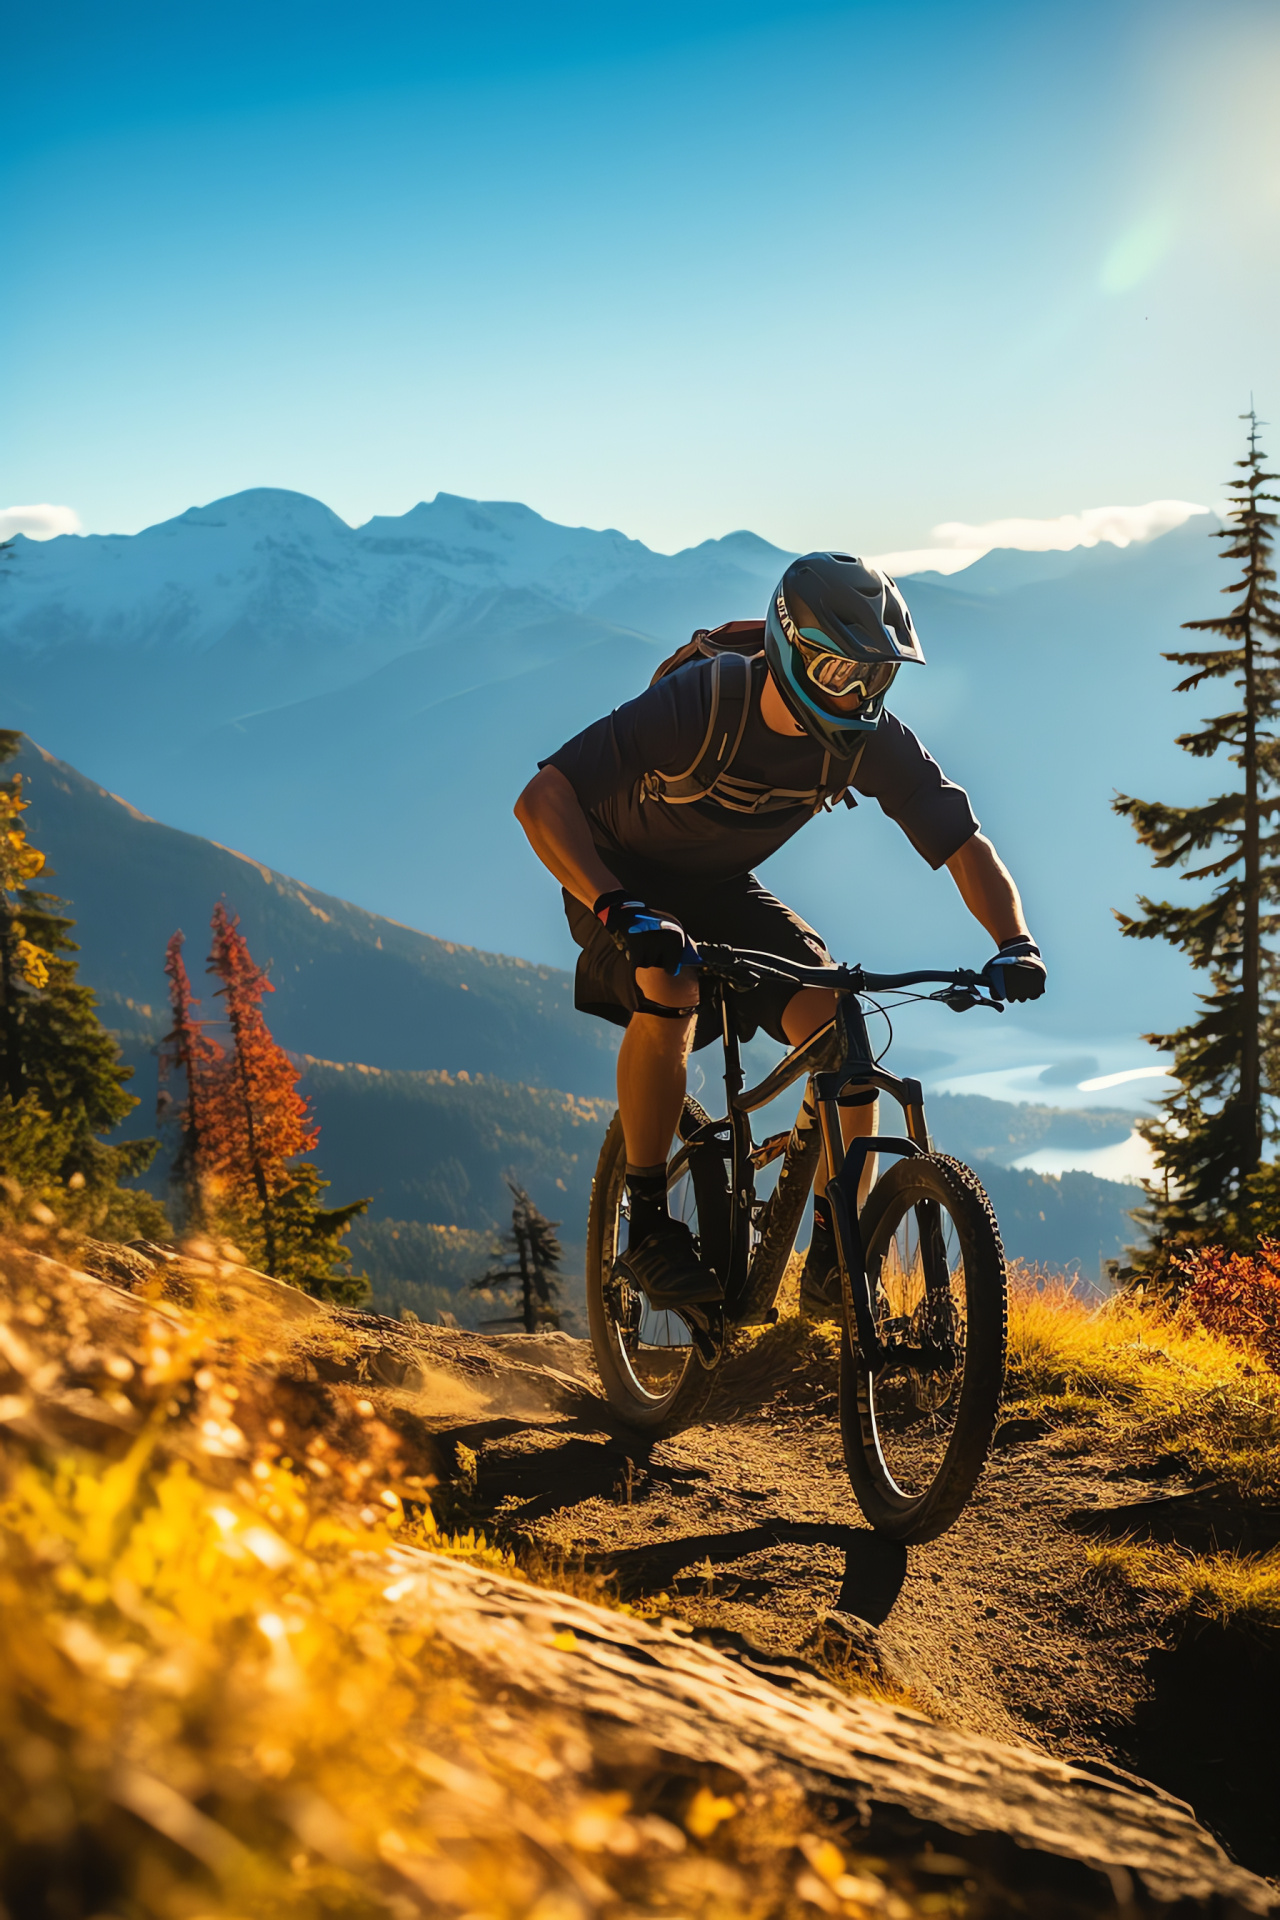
641, 651, 872, 813
641, 651, 753, 805
817, 736, 870, 813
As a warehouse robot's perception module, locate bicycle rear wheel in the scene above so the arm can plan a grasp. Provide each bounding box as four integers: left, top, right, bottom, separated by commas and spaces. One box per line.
586, 1101, 725, 1432
840, 1152, 1006, 1543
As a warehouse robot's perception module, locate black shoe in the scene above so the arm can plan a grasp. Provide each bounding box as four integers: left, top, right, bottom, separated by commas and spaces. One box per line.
799, 1257, 843, 1323
614, 1219, 724, 1310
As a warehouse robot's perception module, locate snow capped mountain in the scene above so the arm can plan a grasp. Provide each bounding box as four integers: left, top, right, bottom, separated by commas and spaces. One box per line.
2, 485, 790, 662
0, 486, 1227, 1056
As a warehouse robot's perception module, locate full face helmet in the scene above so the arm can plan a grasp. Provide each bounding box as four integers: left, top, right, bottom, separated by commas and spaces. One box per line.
764, 552, 925, 755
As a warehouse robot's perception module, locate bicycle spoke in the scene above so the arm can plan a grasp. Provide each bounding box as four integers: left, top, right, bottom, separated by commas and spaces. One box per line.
600, 1158, 694, 1406
865, 1191, 968, 1496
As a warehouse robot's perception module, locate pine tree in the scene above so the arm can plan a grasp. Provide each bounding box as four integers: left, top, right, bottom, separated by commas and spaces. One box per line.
157, 930, 223, 1229
468, 1181, 563, 1332
0, 732, 166, 1236
1114, 410, 1280, 1270
203, 903, 369, 1301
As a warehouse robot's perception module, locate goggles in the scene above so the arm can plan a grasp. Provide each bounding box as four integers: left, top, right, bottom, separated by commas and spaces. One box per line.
792, 627, 900, 705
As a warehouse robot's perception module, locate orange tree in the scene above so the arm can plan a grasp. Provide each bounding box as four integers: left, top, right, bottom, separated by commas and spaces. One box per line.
202, 903, 369, 1302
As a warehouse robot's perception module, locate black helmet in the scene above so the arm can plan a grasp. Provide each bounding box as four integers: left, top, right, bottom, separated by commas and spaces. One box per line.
764, 552, 925, 755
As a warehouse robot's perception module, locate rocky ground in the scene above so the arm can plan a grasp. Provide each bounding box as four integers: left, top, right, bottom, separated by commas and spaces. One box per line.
317, 1305, 1280, 1893
4, 1240, 1275, 1920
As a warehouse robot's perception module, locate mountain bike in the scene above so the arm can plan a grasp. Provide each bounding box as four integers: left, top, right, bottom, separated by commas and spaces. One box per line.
585, 946, 1009, 1544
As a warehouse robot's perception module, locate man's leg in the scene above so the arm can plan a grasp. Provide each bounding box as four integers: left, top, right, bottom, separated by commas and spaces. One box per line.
616, 966, 699, 1166
611, 965, 721, 1304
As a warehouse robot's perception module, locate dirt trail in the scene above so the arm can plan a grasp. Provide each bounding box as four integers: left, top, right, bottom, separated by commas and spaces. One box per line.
383, 1320, 1270, 1881
12, 1248, 1271, 1916
459, 1387, 1153, 1753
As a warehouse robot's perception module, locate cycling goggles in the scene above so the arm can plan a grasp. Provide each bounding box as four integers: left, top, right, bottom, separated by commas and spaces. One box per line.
793, 628, 900, 705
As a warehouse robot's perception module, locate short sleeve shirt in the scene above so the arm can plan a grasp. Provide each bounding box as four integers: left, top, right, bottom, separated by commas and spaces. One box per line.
541, 655, 978, 895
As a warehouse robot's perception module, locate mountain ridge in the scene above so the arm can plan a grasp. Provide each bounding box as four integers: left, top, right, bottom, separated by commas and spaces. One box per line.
0, 490, 1229, 1051
14, 734, 619, 1094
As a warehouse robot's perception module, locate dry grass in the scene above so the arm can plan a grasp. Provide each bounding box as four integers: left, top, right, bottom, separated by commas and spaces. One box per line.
1004, 1264, 1280, 1498
0, 1234, 933, 1920
1086, 1538, 1280, 1633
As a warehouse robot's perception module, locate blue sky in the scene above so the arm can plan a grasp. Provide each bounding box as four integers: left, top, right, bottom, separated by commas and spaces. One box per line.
3, 0, 1277, 555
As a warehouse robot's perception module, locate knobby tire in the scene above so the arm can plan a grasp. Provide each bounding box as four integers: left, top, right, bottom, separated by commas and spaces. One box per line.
586, 1100, 722, 1433
839, 1152, 1007, 1543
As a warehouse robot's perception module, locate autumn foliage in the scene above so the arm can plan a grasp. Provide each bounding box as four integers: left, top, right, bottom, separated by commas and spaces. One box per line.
159, 905, 368, 1301
1174, 1241, 1280, 1372
205, 903, 319, 1260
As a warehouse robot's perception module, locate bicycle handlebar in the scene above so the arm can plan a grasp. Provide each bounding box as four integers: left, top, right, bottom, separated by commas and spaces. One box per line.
690, 944, 1003, 1009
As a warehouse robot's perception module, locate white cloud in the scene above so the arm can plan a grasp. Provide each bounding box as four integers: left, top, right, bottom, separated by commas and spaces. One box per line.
870, 499, 1209, 579
930, 499, 1208, 554
0, 503, 83, 542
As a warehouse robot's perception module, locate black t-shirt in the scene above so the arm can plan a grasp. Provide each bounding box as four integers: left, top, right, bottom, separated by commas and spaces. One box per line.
542, 655, 978, 894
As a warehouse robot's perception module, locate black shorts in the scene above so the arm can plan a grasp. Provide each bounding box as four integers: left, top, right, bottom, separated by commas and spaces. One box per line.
564, 872, 831, 1052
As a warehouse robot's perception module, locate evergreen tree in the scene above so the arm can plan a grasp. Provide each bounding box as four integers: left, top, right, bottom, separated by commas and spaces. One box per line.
468, 1180, 563, 1332
1114, 411, 1280, 1269
203, 903, 369, 1301
156, 930, 223, 1229
0, 732, 166, 1236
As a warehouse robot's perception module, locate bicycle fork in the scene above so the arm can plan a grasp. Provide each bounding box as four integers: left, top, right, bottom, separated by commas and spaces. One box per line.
815, 996, 929, 1375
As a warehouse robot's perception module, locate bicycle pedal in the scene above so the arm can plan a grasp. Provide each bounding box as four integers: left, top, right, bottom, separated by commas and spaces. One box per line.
677, 1304, 724, 1369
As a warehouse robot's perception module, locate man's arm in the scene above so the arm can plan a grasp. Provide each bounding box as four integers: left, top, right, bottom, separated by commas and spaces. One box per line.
514, 765, 621, 909
945, 832, 1029, 945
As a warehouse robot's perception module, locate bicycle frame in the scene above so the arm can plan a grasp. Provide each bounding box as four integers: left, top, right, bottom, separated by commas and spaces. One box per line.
666, 946, 999, 1357
665, 983, 923, 1341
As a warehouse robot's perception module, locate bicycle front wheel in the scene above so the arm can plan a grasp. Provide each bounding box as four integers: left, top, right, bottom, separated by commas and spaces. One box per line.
585, 1102, 722, 1433
840, 1152, 1006, 1544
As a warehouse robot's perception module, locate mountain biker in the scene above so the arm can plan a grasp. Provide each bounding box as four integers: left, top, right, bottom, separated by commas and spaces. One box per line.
515, 552, 1044, 1317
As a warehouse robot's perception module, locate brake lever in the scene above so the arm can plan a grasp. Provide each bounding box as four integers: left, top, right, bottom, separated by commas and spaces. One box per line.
683, 943, 761, 991
931, 985, 1004, 1014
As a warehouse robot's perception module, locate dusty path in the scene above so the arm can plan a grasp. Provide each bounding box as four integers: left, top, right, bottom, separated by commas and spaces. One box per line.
462, 1393, 1155, 1759
340, 1312, 1276, 1882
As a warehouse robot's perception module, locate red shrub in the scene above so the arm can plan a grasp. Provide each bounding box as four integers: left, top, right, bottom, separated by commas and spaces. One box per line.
1174, 1241, 1280, 1371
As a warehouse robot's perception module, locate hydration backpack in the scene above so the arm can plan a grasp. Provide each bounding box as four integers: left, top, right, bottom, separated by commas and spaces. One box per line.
641, 620, 864, 815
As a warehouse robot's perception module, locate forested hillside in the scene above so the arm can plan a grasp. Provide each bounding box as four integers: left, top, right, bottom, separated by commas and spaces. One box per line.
17, 733, 1141, 1287
14, 735, 618, 1094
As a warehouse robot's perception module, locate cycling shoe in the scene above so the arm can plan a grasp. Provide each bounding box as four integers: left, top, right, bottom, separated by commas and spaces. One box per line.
614, 1219, 724, 1311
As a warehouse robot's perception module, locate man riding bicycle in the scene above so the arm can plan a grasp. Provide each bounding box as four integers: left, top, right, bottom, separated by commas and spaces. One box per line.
515, 552, 1044, 1318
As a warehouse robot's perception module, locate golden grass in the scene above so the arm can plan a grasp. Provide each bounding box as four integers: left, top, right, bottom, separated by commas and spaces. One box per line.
0, 1237, 930, 1920
1086, 1538, 1280, 1633
1004, 1265, 1280, 1498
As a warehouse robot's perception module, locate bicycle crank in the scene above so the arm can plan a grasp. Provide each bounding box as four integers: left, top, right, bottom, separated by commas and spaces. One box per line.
675, 1302, 725, 1369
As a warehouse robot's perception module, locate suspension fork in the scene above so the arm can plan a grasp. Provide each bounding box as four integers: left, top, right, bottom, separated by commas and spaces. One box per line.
815, 996, 923, 1373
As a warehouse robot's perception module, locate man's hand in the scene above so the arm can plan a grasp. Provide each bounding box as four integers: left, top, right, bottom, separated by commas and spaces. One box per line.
594, 890, 689, 972
984, 936, 1046, 1003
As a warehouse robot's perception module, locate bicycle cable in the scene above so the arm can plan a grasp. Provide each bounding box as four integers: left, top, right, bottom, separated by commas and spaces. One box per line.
859, 992, 895, 1066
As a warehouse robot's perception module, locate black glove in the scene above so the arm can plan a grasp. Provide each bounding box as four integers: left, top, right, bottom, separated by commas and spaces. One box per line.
984, 936, 1046, 1003
594, 890, 689, 972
